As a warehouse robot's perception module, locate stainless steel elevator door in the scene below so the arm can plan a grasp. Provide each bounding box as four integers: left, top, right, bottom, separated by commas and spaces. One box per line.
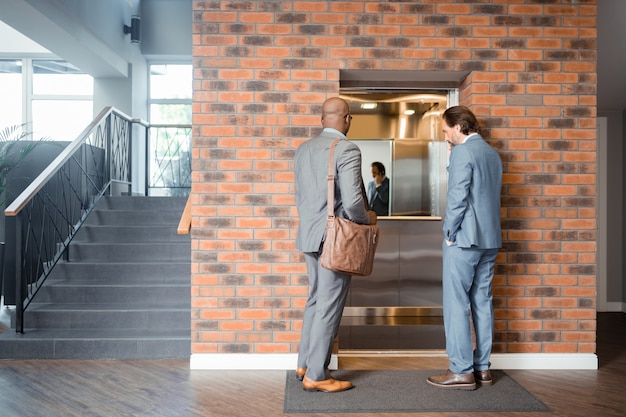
340, 220, 445, 351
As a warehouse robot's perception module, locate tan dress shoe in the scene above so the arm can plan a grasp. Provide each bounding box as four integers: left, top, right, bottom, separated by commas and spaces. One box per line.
474, 370, 493, 385
302, 376, 353, 393
427, 369, 476, 390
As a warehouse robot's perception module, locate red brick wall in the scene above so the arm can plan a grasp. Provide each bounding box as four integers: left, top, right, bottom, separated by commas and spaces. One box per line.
191, 0, 598, 357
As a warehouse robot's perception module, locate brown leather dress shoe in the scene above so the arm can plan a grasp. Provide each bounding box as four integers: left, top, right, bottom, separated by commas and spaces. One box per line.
427, 369, 476, 390
302, 376, 354, 393
296, 367, 306, 381
474, 370, 493, 386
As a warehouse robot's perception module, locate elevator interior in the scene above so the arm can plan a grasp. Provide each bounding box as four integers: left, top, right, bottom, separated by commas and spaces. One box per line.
337, 89, 453, 351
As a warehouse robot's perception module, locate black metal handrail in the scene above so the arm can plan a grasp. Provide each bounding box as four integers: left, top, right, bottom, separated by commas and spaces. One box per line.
4, 106, 139, 333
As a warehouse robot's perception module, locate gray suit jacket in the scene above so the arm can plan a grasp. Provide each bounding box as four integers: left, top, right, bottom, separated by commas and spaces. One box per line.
295, 130, 371, 253
443, 134, 502, 249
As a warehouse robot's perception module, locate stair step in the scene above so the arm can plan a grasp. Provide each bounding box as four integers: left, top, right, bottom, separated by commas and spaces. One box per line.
13, 303, 190, 330
85, 210, 183, 226
97, 196, 187, 211
74, 225, 190, 243
47, 262, 190, 281
35, 280, 190, 305
67, 243, 190, 261
0, 329, 190, 359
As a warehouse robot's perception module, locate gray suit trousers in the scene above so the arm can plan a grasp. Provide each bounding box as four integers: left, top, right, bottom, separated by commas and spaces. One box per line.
297, 251, 351, 381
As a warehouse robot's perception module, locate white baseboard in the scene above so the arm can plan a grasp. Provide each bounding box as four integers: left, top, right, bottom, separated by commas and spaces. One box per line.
189, 352, 597, 370
190, 353, 338, 370
490, 353, 598, 370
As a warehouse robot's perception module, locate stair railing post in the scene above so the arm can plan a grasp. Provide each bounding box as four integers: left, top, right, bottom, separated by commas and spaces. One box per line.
144, 124, 149, 197
106, 113, 112, 196
3, 213, 17, 306
0, 242, 4, 304
8, 214, 26, 333
127, 119, 133, 197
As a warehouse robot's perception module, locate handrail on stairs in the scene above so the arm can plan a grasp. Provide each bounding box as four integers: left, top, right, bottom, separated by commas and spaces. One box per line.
177, 195, 192, 235
3, 106, 143, 333
3, 107, 191, 333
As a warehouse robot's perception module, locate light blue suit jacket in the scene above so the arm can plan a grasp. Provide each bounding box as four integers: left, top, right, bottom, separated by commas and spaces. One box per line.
443, 134, 502, 249
295, 129, 371, 253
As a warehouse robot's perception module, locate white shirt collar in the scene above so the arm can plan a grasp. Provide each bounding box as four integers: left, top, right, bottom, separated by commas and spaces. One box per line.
462, 132, 479, 144
323, 127, 347, 139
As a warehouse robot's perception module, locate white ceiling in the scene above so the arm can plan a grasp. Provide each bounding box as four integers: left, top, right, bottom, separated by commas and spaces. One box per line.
0, 21, 49, 55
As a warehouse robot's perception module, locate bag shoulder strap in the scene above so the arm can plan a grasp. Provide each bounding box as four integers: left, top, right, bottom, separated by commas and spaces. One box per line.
327, 139, 341, 218
327, 138, 372, 219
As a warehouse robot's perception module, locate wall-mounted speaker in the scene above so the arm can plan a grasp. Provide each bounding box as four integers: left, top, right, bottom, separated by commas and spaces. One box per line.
123, 15, 141, 44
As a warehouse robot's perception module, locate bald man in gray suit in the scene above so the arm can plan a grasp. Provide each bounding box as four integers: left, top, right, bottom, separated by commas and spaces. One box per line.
294, 97, 377, 393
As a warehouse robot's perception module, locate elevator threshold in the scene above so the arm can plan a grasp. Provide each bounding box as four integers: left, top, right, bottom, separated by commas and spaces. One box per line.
339, 311, 445, 351
339, 350, 447, 356
341, 315, 443, 326
337, 350, 450, 370
343, 306, 443, 317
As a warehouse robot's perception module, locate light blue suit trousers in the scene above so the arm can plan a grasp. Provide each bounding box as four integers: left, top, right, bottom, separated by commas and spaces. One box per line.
442, 242, 498, 374
441, 133, 502, 375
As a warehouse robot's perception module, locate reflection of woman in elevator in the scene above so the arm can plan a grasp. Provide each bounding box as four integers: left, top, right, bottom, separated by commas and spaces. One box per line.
366, 161, 390, 216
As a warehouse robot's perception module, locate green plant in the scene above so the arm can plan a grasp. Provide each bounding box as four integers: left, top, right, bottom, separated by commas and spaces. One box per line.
0, 124, 45, 205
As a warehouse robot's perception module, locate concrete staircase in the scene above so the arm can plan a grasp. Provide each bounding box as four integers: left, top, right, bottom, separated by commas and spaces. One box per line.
0, 196, 191, 359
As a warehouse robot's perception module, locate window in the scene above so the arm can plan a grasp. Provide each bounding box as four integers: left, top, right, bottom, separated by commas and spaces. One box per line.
0, 60, 23, 128
147, 63, 192, 196
0, 59, 93, 141
32, 60, 93, 140
149, 64, 192, 124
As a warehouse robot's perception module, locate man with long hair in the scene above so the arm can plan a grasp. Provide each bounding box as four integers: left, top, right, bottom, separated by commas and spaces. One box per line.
427, 106, 502, 390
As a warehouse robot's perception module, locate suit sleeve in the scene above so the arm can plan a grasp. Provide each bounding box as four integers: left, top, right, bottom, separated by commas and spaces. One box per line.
336, 142, 371, 225
444, 145, 472, 242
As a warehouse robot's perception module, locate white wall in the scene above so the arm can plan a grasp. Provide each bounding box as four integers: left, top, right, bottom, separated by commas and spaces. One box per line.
141, 0, 192, 59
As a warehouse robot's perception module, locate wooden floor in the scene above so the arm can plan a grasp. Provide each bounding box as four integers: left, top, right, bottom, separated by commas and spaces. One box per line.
0, 312, 624, 417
